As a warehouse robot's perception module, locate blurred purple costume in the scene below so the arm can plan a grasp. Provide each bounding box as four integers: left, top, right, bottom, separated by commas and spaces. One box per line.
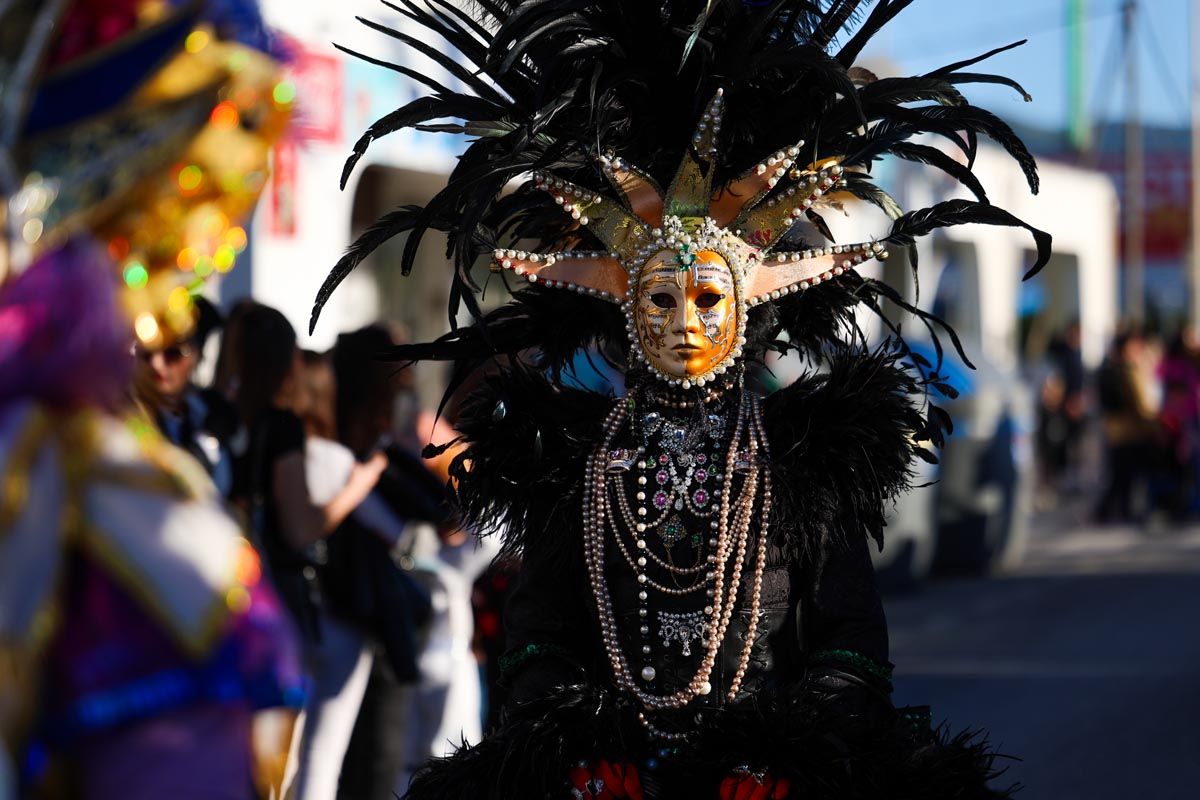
49, 561, 301, 800
0, 0, 298, 792
0, 247, 303, 798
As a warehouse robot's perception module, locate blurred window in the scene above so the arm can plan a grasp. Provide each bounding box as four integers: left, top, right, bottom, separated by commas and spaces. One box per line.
931, 243, 981, 345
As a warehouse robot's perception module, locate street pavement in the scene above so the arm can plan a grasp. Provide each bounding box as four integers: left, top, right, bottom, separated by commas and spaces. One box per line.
884, 517, 1200, 799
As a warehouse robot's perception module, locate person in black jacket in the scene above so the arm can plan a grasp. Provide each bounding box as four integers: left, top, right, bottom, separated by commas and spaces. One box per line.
230, 305, 386, 643
331, 325, 454, 800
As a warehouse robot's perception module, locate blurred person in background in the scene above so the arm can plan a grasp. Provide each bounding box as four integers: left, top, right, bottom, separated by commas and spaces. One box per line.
213, 298, 262, 405
393, 409, 498, 792
1156, 329, 1200, 520
1095, 330, 1161, 523
133, 297, 237, 497
331, 325, 452, 800
229, 305, 387, 646
1035, 368, 1069, 509
0, 0, 304, 797
1041, 321, 1089, 496
282, 350, 425, 800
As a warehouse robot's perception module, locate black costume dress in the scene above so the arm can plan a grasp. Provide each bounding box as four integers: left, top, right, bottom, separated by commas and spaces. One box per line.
402, 359, 1010, 799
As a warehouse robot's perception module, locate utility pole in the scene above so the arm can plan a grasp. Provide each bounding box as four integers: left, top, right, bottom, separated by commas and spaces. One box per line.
1123, 0, 1146, 326
1190, 0, 1200, 328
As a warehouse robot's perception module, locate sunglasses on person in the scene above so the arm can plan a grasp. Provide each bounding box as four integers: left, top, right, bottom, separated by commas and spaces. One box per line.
132, 342, 194, 364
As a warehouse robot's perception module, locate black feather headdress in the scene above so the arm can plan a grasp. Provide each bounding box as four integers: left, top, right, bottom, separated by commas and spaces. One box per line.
311, 0, 1050, 388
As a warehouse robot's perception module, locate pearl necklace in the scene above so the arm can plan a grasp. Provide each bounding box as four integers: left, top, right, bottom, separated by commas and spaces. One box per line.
582, 390, 773, 730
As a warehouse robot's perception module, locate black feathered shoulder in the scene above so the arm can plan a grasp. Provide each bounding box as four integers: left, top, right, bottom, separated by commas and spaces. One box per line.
764, 343, 939, 555
449, 364, 612, 556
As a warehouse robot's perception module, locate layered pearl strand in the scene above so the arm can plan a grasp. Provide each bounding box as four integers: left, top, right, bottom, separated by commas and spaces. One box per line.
582, 389, 773, 737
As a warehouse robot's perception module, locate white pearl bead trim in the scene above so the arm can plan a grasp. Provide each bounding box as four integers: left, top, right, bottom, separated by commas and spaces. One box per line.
745, 241, 889, 308
491, 248, 622, 302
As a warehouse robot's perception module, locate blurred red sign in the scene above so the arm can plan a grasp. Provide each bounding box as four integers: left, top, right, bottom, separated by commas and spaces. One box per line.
290, 44, 343, 144
1097, 152, 1191, 263
269, 139, 297, 236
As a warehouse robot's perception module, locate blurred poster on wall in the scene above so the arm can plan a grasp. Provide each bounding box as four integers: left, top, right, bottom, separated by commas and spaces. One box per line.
269, 139, 297, 236
290, 41, 343, 144
1100, 151, 1190, 264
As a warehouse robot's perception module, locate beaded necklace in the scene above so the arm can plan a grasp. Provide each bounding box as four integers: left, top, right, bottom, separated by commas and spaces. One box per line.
582, 386, 772, 739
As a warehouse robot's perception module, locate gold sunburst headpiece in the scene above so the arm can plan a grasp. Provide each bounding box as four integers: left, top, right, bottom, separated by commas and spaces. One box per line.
491, 90, 889, 388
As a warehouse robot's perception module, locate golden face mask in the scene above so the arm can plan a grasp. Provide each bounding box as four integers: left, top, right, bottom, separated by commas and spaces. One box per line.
635, 249, 739, 380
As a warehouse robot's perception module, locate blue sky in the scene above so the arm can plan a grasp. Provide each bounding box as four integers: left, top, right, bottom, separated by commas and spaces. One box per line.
861, 0, 1191, 131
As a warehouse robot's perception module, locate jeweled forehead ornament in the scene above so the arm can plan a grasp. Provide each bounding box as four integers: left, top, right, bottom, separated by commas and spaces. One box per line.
490, 89, 890, 388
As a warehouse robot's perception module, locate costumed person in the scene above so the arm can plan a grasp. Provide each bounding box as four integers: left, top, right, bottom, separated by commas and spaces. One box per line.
311, 2, 1052, 798
0, 1, 304, 797
133, 297, 238, 498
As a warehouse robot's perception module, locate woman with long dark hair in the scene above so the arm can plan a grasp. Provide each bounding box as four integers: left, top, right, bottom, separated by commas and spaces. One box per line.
232, 304, 386, 641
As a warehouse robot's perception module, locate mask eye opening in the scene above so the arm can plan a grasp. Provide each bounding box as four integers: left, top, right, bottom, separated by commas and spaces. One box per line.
650, 292, 677, 309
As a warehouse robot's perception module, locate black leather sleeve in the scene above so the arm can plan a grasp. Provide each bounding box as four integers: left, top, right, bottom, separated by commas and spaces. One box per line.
499, 531, 596, 715
795, 533, 896, 732
804, 531, 890, 666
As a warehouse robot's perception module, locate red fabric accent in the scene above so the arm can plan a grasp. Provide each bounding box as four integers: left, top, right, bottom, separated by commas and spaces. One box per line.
719, 773, 792, 800
568, 760, 644, 800
48, 0, 142, 68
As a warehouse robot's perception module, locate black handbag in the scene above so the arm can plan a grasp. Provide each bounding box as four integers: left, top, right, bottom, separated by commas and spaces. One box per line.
320, 518, 433, 683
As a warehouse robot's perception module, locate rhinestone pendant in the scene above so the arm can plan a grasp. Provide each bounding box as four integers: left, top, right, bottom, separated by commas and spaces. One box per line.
657, 514, 686, 546
657, 609, 706, 656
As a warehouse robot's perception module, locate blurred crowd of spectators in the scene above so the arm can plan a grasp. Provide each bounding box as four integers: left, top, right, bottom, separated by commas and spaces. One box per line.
131, 298, 509, 800
1036, 322, 1200, 527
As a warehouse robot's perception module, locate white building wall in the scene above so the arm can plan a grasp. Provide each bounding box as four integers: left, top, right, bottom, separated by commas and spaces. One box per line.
251, 0, 466, 348
896, 144, 1119, 371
